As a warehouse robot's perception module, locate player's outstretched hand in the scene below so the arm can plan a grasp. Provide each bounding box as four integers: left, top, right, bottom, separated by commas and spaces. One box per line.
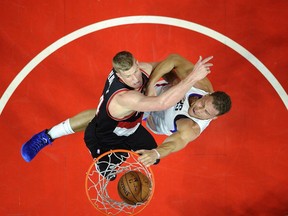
186, 56, 213, 82
136, 149, 159, 167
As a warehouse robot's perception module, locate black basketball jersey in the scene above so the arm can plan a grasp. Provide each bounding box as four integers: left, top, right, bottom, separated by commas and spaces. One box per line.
91, 68, 149, 146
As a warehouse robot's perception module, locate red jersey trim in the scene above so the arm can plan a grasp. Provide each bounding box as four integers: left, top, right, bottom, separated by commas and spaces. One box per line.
140, 68, 149, 78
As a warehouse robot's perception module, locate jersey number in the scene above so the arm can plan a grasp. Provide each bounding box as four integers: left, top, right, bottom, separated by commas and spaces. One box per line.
175, 100, 184, 111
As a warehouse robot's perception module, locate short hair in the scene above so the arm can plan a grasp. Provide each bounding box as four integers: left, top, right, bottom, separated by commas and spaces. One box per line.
112, 51, 135, 73
210, 91, 232, 116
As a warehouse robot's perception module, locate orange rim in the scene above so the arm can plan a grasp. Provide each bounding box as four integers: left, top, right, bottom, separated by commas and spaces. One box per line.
85, 149, 155, 216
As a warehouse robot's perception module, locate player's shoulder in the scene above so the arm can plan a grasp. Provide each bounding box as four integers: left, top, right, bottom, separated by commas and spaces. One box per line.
113, 88, 141, 100
176, 118, 200, 132
176, 118, 201, 140
139, 62, 154, 74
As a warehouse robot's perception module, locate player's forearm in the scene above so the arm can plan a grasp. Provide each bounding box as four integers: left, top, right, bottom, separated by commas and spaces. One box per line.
154, 75, 201, 109
156, 140, 187, 159
127, 56, 211, 112
133, 75, 202, 112
136, 137, 189, 167
148, 54, 181, 86
160, 81, 193, 104
148, 63, 173, 87
193, 77, 214, 93
156, 56, 211, 109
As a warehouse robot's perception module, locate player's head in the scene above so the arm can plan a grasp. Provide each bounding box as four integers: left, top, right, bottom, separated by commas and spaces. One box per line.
113, 51, 143, 89
210, 91, 231, 116
188, 91, 231, 120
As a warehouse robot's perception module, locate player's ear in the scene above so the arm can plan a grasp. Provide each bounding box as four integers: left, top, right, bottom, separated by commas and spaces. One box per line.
115, 72, 121, 78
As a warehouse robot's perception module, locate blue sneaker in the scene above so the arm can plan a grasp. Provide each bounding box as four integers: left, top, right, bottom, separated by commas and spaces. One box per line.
21, 129, 53, 162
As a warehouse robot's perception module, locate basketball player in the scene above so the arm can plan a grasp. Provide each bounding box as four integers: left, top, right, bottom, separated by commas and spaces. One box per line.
21, 51, 213, 168
136, 54, 231, 166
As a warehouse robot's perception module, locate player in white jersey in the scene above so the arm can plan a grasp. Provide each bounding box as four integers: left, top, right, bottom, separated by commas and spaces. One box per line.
137, 54, 231, 167
21, 52, 230, 170
145, 83, 212, 136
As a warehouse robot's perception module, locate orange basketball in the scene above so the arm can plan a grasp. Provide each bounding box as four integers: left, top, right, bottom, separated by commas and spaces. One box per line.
117, 171, 151, 205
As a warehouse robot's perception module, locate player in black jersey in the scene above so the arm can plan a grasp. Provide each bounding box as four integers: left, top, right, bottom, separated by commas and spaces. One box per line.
21, 51, 212, 177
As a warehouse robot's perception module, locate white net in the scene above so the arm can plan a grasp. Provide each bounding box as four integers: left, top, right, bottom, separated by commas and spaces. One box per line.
85, 150, 154, 216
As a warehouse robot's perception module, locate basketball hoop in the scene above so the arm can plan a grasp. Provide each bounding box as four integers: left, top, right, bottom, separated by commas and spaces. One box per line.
85, 149, 155, 216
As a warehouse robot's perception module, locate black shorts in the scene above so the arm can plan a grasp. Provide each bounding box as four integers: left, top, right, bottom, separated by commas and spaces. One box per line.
84, 120, 157, 159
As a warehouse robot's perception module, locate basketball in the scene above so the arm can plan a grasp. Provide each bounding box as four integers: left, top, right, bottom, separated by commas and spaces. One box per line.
117, 171, 151, 205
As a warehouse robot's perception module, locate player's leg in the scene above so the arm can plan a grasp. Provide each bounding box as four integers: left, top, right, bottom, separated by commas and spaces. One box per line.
21, 109, 96, 162
69, 109, 96, 132
48, 109, 96, 139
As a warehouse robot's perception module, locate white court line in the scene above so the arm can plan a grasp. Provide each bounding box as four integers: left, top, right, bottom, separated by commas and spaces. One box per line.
0, 16, 287, 115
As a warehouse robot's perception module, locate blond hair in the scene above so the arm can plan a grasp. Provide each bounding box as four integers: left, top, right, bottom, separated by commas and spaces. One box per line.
112, 51, 135, 73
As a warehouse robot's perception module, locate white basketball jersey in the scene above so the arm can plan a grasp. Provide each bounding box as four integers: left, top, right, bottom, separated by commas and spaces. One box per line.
145, 81, 212, 136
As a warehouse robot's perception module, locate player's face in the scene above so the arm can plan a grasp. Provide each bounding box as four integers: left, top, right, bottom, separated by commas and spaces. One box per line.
117, 61, 143, 89
188, 95, 219, 120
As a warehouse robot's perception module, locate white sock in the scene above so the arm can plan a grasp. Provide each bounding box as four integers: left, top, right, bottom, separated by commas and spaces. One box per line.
47, 119, 75, 139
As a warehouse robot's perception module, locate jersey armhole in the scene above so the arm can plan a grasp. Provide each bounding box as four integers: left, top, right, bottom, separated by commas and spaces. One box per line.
106, 88, 133, 121
171, 114, 189, 133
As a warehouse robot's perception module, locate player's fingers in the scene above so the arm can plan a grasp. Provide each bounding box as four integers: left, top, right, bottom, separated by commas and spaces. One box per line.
144, 159, 154, 167
135, 149, 145, 155
201, 56, 213, 64
198, 56, 203, 64
139, 157, 150, 167
194, 56, 202, 67
204, 63, 213, 67
145, 163, 152, 167
138, 154, 149, 163
140, 155, 153, 163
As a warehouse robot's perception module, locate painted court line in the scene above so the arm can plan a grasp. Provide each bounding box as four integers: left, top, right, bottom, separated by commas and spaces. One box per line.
1, 16, 287, 115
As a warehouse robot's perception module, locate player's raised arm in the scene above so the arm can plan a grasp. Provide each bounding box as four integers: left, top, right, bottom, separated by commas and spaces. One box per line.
146, 54, 213, 96
114, 56, 213, 113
